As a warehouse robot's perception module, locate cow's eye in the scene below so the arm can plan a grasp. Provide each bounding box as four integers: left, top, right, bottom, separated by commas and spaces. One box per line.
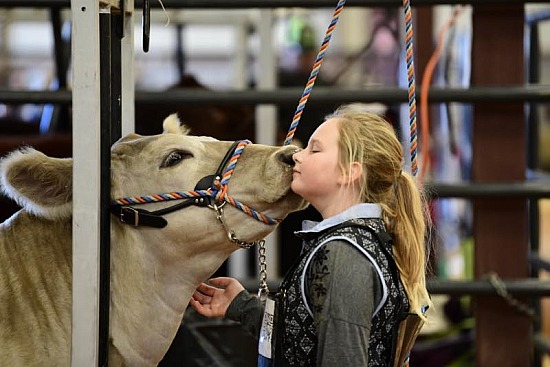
162, 150, 192, 168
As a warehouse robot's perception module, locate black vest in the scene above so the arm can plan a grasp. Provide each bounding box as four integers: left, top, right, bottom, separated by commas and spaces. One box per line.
273, 218, 409, 366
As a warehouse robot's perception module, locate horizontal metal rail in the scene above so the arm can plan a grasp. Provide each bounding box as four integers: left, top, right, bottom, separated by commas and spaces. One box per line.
1, 0, 550, 8
427, 279, 550, 296
425, 182, 550, 199
1, 86, 550, 105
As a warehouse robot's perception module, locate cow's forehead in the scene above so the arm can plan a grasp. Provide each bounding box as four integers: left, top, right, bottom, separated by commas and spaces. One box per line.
111, 133, 221, 157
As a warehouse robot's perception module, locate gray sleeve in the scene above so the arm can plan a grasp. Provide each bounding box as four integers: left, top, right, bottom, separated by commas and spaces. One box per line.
305, 240, 383, 367
225, 289, 264, 339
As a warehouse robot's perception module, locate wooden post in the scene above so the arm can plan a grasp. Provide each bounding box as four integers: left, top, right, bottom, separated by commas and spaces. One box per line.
472, 6, 531, 367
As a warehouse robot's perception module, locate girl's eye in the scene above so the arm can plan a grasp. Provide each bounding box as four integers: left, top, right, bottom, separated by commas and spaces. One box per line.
161, 150, 193, 168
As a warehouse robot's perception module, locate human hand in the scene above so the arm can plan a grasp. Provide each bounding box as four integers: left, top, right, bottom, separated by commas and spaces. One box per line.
189, 277, 245, 318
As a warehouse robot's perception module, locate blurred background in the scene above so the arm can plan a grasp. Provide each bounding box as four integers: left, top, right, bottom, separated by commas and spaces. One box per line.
1, 3, 550, 366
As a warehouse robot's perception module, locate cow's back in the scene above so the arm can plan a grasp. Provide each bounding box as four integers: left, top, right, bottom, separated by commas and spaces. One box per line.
0, 211, 72, 366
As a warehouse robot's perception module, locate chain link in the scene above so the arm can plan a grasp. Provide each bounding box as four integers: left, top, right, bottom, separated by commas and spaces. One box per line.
487, 272, 537, 320
257, 240, 269, 297
212, 201, 269, 296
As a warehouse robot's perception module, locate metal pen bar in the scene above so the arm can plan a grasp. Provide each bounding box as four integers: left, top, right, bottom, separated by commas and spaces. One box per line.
427, 279, 550, 296
2, 0, 550, 8
134, 86, 550, 104
98, 11, 112, 366
425, 182, 550, 199
133, 0, 550, 7
2, 85, 550, 105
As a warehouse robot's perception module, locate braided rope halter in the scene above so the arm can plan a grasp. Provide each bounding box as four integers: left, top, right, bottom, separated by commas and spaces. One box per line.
111, 140, 282, 249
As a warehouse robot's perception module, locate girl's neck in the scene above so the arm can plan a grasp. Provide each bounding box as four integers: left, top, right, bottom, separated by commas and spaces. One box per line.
317, 196, 361, 219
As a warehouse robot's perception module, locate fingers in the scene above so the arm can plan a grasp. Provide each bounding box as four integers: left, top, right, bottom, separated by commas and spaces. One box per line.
209, 277, 245, 294
189, 297, 212, 317
208, 277, 235, 288
196, 282, 216, 296
192, 289, 211, 304
190, 278, 242, 319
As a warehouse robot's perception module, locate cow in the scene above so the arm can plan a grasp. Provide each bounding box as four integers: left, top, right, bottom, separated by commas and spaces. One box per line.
0, 114, 305, 367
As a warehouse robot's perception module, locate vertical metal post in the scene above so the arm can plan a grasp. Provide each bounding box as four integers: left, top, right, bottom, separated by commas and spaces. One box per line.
226, 15, 252, 279
72, 1, 126, 365
253, 9, 279, 279
98, 6, 124, 366
71, 0, 101, 365
110, 9, 123, 141
234, 19, 248, 90
98, 11, 112, 365
121, 0, 135, 136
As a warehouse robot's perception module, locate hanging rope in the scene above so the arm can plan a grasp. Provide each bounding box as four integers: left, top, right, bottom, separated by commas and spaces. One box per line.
283, 0, 420, 181
283, 0, 346, 147
419, 5, 466, 182
402, 0, 418, 177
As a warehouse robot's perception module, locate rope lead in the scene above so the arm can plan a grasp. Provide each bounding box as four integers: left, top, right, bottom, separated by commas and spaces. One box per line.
283, 0, 419, 181
402, 0, 419, 178
283, 0, 346, 147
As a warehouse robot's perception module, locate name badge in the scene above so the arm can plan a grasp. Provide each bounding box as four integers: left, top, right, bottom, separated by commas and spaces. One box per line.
258, 297, 275, 358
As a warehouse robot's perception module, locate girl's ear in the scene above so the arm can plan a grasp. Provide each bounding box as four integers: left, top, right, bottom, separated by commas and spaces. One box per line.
338, 162, 363, 185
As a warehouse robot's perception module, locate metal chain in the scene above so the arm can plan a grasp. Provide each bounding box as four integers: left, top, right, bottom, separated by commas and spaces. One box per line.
213, 203, 256, 249
487, 272, 537, 320
257, 240, 269, 298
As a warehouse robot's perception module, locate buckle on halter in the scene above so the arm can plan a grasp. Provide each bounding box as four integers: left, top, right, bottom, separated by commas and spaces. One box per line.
120, 207, 139, 226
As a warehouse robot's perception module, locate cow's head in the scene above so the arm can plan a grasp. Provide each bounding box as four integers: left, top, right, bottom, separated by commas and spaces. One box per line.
109, 114, 305, 245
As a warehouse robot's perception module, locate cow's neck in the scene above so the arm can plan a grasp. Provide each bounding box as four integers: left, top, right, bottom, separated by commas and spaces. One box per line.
109, 226, 233, 366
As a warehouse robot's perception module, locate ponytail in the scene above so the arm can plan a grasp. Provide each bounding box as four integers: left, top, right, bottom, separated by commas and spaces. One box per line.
391, 171, 432, 319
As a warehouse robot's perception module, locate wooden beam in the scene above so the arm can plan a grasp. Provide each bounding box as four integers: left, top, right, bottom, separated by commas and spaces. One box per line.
471, 5, 531, 367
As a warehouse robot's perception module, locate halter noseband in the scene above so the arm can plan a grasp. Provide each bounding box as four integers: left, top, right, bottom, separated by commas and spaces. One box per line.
110, 140, 282, 248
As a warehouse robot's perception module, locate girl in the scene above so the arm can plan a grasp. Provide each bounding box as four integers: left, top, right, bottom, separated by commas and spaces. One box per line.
190, 104, 432, 366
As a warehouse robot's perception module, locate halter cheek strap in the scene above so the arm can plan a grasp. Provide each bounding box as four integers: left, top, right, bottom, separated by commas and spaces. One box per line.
110, 140, 282, 229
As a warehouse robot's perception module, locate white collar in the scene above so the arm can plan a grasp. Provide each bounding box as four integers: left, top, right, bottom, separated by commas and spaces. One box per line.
296, 203, 382, 235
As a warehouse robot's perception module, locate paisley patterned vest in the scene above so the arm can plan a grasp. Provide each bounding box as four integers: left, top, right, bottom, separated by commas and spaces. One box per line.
272, 218, 409, 367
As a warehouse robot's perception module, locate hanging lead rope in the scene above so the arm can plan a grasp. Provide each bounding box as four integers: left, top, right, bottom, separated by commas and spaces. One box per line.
283, 0, 420, 181
402, 0, 419, 177
283, 0, 346, 147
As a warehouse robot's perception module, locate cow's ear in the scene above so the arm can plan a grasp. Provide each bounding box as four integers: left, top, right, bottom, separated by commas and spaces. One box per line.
162, 113, 190, 135
0, 148, 72, 220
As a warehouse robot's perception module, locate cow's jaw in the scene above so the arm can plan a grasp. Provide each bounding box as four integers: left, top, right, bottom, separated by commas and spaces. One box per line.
109, 224, 233, 366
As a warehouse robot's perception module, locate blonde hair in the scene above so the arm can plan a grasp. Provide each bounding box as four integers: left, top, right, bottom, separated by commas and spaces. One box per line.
327, 104, 432, 318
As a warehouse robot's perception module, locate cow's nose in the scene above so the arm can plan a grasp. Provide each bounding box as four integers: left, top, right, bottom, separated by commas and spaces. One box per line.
277, 149, 296, 166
